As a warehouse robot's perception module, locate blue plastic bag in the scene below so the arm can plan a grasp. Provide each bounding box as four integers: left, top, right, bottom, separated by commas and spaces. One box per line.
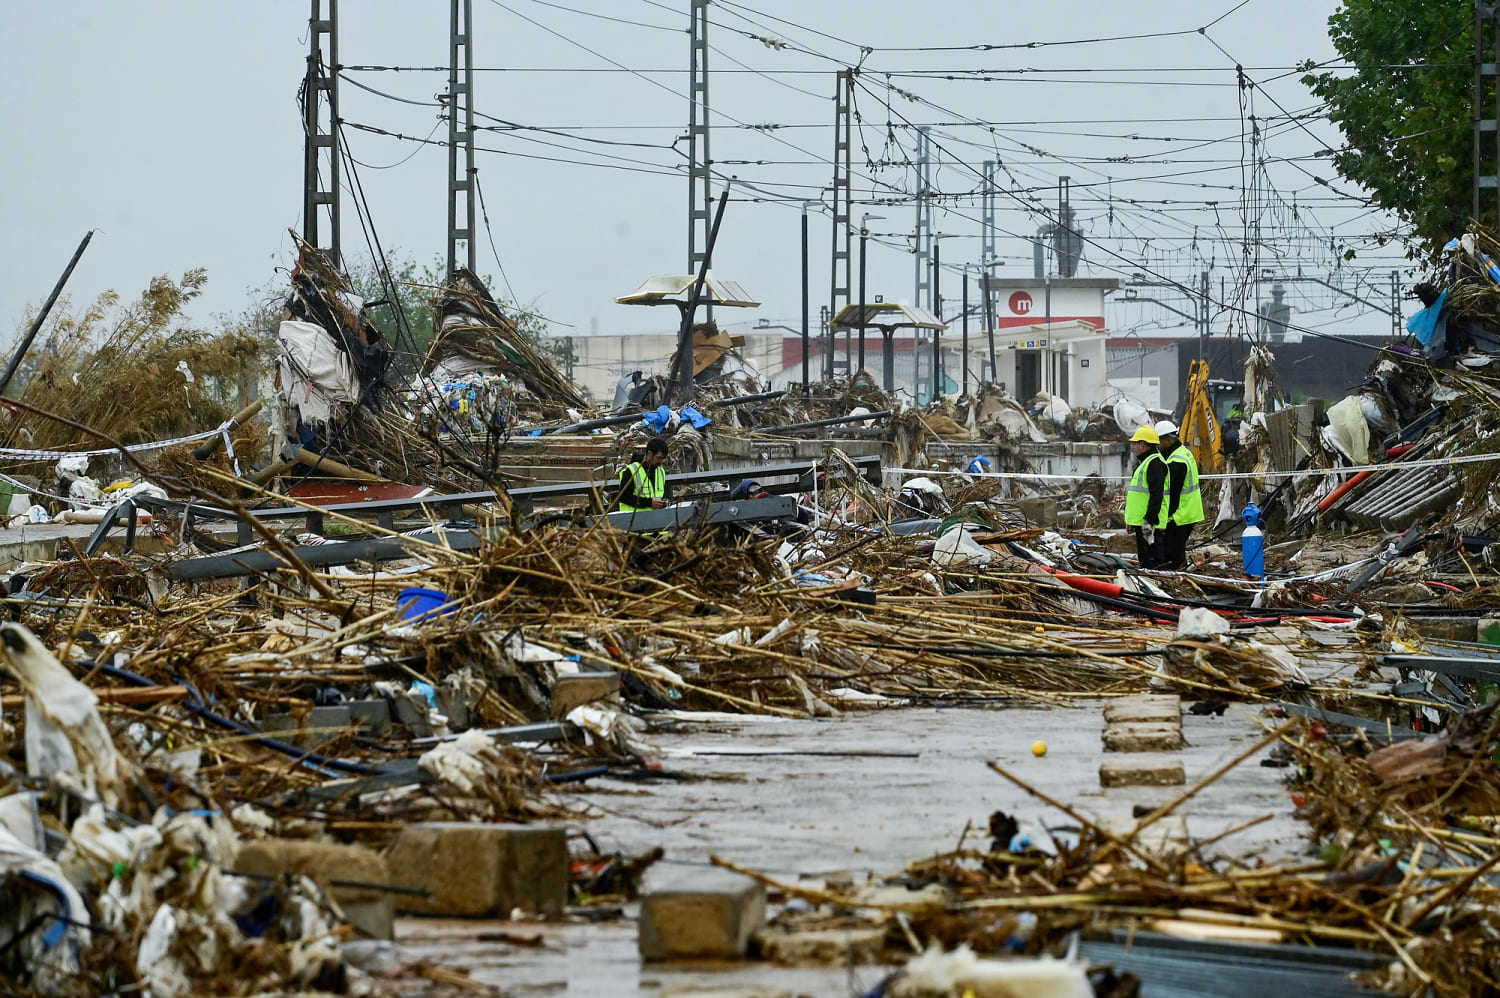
1406, 289, 1448, 349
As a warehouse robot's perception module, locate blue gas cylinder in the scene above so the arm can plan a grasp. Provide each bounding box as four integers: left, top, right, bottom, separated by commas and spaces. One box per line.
1241, 501, 1264, 578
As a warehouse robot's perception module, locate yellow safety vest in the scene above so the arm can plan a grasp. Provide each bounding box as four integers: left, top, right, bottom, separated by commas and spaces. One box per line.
1124, 453, 1166, 529
1164, 446, 1205, 525
619, 461, 665, 513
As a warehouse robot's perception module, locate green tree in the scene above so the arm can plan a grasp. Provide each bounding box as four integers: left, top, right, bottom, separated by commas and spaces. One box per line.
234, 250, 570, 382
1302, 1, 1473, 255
346, 252, 552, 359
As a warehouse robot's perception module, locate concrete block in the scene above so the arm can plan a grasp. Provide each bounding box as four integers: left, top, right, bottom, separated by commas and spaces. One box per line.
1406, 616, 1477, 644
385, 822, 567, 918
759, 924, 886, 966
550, 671, 621, 717
260, 705, 352, 747
1100, 755, 1185, 788
435, 687, 469, 730
390, 697, 432, 738
1097, 814, 1190, 859
1102, 721, 1183, 753
1013, 497, 1057, 528
851, 882, 951, 916
639, 873, 766, 961
1103, 694, 1181, 726
235, 838, 394, 940
347, 698, 391, 733
307, 705, 353, 734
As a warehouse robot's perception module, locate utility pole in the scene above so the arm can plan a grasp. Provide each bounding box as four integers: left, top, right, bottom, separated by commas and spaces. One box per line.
801, 204, 810, 391
1476, 3, 1500, 228
302, 0, 340, 262
913, 127, 933, 310
446, 0, 476, 278
1390, 270, 1402, 339
829, 69, 853, 378
981, 160, 999, 345
687, 0, 712, 311
961, 270, 970, 395
931, 236, 942, 401
1199, 270, 1210, 362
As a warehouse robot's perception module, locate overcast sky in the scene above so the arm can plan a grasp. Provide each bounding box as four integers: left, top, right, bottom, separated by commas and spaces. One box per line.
1, 0, 1403, 372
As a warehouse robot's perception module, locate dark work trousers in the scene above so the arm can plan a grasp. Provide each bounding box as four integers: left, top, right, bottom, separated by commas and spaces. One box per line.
1134, 526, 1164, 569
1162, 522, 1193, 569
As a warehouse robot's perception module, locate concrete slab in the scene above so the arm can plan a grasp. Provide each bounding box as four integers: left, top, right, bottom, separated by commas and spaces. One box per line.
386, 822, 567, 918
1102, 721, 1183, 753
851, 883, 950, 916
758, 924, 886, 966
1407, 616, 1476, 643
1100, 755, 1186, 788
235, 838, 393, 940
1097, 814, 1191, 859
552, 671, 622, 717
1102, 695, 1181, 725
639, 874, 766, 961
0, 522, 166, 572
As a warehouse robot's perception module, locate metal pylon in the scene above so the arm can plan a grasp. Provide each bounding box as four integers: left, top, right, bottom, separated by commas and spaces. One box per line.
828, 68, 853, 378
913, 127, 932, 310
980, 160, 997, 266
302, 0, 340, 262
688, 0, 712, 286
447, 0, 476, 279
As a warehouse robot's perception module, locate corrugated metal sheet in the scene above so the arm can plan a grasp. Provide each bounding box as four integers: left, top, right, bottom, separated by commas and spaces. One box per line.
1079, 931, 1387, 998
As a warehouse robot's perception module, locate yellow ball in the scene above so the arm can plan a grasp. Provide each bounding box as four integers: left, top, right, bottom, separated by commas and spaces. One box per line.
1031, 740, 1048, 757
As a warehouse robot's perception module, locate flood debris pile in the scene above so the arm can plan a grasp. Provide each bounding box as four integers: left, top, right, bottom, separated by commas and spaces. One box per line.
690, 702, 1500, 997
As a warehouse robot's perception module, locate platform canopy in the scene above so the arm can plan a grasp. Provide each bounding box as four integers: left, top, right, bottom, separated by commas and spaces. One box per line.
615, 275, 760, 308
829, 302, 946, 330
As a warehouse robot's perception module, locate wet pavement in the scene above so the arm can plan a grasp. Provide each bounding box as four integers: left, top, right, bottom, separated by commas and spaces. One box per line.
397, 694, 1322, 995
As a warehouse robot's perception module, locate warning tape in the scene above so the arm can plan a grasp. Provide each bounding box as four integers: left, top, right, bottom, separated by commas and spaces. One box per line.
0, 426, 223, 462
887, 449, 1500, 485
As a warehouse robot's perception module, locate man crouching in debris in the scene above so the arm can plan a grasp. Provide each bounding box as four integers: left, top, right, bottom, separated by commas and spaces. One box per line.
1124, 425, 1167, 569
615, 436, 670, 512
1155, 419, 1204, 569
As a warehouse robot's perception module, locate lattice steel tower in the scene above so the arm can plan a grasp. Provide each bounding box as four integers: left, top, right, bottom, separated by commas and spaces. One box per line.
687, 0, 712, 280
302, 0, 340, 261
447, 0, 477, 278
828, 69, 853, 377
912, 127, 933, 309
1477, 3, 1500, 228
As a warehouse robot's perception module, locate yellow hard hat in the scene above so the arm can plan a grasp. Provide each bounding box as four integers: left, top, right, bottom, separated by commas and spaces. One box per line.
1130, 425, 1159, 444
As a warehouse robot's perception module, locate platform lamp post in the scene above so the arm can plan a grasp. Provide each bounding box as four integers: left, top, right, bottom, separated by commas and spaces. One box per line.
857, 213, 884, 375
981, 258, 1005, 384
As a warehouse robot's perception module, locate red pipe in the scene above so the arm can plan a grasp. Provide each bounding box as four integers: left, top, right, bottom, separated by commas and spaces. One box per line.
1317, 444, 1415, 514
1041, 565, 1125, 599
1318, 469, 1373, 512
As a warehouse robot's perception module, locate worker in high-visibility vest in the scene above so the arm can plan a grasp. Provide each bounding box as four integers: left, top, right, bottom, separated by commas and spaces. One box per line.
1123, 425, 1167, 569
615, 437, 670, 513
1155, 419, 1204, 569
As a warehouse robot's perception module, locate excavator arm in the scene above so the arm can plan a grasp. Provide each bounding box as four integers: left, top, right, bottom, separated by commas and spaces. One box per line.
1180, 359, 1224, 475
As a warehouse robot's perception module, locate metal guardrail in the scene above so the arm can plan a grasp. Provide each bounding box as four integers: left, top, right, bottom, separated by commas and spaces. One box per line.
166, 495, 800, 580
138, 455, 880, 542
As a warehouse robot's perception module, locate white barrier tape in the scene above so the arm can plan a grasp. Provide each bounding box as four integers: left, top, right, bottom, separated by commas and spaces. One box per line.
887, 450, 1500, 485
0, 427, 221, 462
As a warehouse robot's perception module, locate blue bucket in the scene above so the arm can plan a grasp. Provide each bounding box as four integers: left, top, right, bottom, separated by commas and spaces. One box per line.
398, 587, 457, 622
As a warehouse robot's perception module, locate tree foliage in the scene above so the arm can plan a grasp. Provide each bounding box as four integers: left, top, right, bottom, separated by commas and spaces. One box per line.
345, 252, 555, 360
1302, 0, 1473, 254
8, 270, 261, 450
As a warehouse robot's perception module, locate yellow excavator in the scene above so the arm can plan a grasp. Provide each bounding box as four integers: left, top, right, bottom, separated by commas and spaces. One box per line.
1179, 359, 1227, 475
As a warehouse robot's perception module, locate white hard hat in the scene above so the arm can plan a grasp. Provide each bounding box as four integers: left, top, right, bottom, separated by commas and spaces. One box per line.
1153, 419, 1179, 437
